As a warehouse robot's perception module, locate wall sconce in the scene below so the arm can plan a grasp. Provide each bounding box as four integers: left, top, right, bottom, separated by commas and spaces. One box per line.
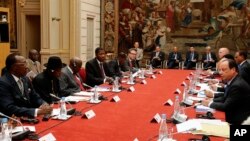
52, 17, 61, 22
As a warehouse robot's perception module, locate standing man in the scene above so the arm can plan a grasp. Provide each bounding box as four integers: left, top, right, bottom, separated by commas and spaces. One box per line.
150, 45, 165, 68
184, 47, 199, 69
59, 57, 84, 96
0, 53, 52, 117
202, 59, 250, 124
134, 41, 143, 67
167, 46, 182, 69
234, 50, 250, 85
26, 49, 42, 78
202, 46, 217, 69
32, 56, 66, 104
85, 47, 113, 87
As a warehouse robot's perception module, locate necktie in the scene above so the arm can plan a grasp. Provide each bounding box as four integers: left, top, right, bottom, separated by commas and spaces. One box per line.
17, 79, 24, 95
224, 84, 229, 97
100, 62, 105, 78
74, 74, 85, 91
207, 53, 211, 61
174, 53, 177, 60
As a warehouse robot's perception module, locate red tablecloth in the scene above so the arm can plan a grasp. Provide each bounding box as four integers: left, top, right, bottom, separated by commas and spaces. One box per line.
33, 69, 226, 141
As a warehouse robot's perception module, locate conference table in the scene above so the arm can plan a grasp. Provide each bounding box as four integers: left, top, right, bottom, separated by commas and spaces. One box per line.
33, 69, 226, 141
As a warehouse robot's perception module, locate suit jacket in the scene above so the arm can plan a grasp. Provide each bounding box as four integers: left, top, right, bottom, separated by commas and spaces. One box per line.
185, 51, 199, 62
136, 48, 143, 61
168, 52, 182, 62
59, 66, 81, 97
108, 59, 122, 78
85, 58, 112, 87
210, 75, 250, 124
0, 72, 44, 117
123, 58, 138, 73
239, 61, 250, 85
201, 52, 217, 62
33, 70, 61, 104
150, 51, 165, 62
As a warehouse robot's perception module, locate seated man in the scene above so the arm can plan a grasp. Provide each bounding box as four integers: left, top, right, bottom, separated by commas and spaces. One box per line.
167, 46, 182, 69
109, 52, 128, 78
150, 45, 165, 68
59, 57, 85, 96
0, 53, 52, 117
235, 50, 250, 85
202, 46, 217, 69
202, 59, 250, 124
33, 56, 66, 104
85, 47, 113, 87
184, 47, 198, 69
122, 48, 139, 73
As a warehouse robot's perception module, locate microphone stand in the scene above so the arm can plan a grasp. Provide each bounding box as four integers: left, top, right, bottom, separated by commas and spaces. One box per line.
49, 94, 76, 115
0, 112, 30, 140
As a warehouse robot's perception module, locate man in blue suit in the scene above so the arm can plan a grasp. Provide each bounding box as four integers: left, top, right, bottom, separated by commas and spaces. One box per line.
0, 53, 52, 117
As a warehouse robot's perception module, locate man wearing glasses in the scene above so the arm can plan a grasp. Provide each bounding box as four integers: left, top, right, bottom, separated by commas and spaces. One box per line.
123, 48, 138, 73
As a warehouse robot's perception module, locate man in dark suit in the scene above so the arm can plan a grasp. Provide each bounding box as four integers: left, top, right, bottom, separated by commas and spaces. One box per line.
0, 53, 52, 117
109, 52, 128, 78
59, 57, 84, 96
167, 46, 182, 69
202, 59, 250, 124
184, 47, 199, 69
235, 50, 250, 85
85, 47, 113, 87
33, 56, 66, 104
123, 48, 138, 73
150, 45, 165, 68
202, 46, 217, 69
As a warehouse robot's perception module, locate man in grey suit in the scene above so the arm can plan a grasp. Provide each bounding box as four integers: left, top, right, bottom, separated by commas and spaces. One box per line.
59, 57, 84, 96
202, 59, 250, 124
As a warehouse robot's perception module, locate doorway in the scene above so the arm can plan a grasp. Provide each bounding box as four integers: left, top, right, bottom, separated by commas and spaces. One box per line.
25, 15, 41, 60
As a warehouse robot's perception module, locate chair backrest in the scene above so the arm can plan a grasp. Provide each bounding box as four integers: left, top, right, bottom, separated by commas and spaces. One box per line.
79, 67, 86, 83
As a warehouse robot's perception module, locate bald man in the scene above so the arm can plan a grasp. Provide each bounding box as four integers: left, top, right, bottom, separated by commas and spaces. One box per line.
202, 46, 217, 69
26, 49, 42, 77
59, 57, 85, 97
167, 47, 182, 69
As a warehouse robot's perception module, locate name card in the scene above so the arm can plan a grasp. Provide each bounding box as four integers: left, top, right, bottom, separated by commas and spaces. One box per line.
174, 88, 181, 94
141, 80, 147, 85
186, 76, 190, 80
181, 81, 187, 86
158, 71, 163, 74
151, 75, 156, 79
190, 72, 194, 75
128, 86, 135, 92
39, 133, 56, 141
111, 95, 120, 102
164, 99, 173, 106
83, 110, 96, 119
151, 113, 161, 123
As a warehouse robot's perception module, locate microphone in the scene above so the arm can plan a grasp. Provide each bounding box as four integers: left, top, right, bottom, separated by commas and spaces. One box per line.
0, 112, 30, 140
49, 94, 76, 115
82, 83, 93, 89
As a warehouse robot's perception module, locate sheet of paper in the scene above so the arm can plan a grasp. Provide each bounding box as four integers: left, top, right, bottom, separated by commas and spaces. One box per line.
12, 126, 36, 134
195, 105, 215, 113
73, 91, 94, 96
188, 96, 205, 101
176, 119, 202, 133
39, 133, 56, 141
65, 96, 90, 102
90, 86, 110, 92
